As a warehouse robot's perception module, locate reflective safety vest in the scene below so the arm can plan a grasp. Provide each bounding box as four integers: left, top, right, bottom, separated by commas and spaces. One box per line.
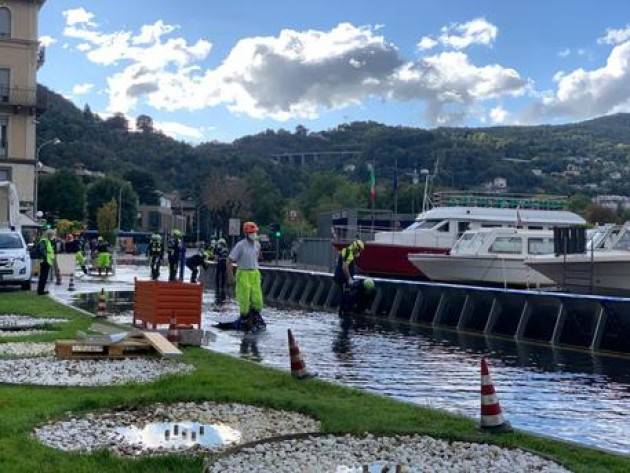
39, 237, 54, 265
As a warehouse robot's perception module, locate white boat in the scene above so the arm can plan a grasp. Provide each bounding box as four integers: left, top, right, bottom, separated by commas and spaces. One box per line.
344, 194, 586, 278
408, 228, 556, 287
525, 223, 630, 295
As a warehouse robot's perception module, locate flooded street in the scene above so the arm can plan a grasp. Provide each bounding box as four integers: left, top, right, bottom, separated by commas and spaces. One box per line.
64, 268, 630, 455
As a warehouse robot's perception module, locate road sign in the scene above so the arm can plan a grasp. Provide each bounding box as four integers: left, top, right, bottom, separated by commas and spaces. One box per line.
228, 218, 241, 236
288, 209, 298, 221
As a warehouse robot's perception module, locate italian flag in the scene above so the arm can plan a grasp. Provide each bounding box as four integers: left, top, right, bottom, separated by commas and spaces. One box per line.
368, 163, 376, 203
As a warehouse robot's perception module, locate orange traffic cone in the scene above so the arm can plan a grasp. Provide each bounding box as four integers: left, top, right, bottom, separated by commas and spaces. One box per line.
479, 358, 512, 432
96, 289, 107, 317
288, 329, 316, 379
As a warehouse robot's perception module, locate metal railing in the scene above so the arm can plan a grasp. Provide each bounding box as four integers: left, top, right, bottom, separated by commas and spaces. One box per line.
0, 86, 37, 107
433, 192, 568, 210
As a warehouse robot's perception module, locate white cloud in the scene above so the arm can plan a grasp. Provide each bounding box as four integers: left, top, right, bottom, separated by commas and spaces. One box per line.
63, 11, 524, 125
154, 121, 205, 140
558, 48, 571, 58
76, 43, 92, 52
598, 25, 630, 45
72, 83, 94, 95
418, 18, 498, 51
39, 35, 57, 47
62, 7, 96, 27
532, 39, 630, 120
417, 36, 438, 51
489, 105, 509, 123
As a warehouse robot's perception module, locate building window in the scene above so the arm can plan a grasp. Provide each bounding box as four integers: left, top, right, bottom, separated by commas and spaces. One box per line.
0, 69, 8, 103
0, 116, 7, 158
0, 7, 10, 39
0, 167, 10, 181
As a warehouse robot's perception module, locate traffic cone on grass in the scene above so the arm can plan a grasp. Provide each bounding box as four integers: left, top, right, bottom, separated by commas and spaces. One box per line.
288, 329, 316, 379
96, 288, 107, 317
479, 358, 512, 432
68, 275, 75, 292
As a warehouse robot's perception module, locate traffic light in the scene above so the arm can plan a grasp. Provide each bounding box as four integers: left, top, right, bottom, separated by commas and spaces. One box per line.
270, 223, 281, 238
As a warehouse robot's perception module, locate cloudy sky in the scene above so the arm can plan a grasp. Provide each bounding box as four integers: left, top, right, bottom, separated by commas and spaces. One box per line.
38, 0, 630, 142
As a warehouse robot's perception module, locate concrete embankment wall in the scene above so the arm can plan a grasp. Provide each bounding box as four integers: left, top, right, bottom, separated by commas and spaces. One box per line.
202, 265, 630, 356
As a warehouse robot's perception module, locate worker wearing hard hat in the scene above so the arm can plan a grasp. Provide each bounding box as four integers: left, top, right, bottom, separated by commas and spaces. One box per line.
334, 239, 365, 316
95, 236, 112, 277
36, 229, 56, 295
147, 233, 164, 280
167, 229, 184, 282
340, 278, 376, 317
227, 221, 265, 331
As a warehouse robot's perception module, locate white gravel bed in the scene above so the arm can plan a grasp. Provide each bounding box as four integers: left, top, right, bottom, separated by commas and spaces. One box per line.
0, 329, 48, 338
0, 356, 193, 386
34, 401, 321, 456
0, 315, 69, 329
207, 434, 570, 473
106, 313, 134, 325
0, 342, 55, 358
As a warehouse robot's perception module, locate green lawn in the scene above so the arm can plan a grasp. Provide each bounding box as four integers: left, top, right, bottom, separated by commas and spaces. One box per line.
0, 293, 628, 472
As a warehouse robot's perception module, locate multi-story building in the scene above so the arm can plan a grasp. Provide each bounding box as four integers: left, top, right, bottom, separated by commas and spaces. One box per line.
0, 0, 46, 212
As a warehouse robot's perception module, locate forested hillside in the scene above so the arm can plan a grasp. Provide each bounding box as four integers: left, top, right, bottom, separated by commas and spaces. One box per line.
35, 84, 630, 232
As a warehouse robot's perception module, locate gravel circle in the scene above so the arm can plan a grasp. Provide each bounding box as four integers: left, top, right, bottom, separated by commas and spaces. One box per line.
206, 434, 570, 473
0, 342, 55, 358
34, 401, 321, 456
0, 329, 48, 338
0, 315, 69, 329
0, 356, 193, 386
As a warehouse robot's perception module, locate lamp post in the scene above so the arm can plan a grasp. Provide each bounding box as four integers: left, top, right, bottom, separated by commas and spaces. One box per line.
33, 138, 61, 219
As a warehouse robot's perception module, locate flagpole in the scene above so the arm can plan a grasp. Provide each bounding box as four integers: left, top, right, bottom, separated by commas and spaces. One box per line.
394, 158, 398, 228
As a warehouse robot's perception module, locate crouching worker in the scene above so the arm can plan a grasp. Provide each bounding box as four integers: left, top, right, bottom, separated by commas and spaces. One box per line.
339, 278, 376, 317
185, 247, 212, 284
334, 239, 364, 317
222, 221, 266, 332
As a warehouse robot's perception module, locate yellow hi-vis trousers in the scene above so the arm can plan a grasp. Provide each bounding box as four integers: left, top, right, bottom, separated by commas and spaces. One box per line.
235, 269, 263, 316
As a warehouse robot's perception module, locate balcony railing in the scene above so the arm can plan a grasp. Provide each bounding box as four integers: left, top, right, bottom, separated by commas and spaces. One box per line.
0, 86, 37, 107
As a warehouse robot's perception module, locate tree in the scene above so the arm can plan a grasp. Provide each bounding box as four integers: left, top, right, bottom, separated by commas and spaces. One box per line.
38, 169, 86, 221
136, 114, 154, 133
56, 219, 84, 238
124, 169, 159, 205
201, 175, 251, 236
97, 199, 118, 244
86, 177, 139, 230
245, 167, 285, 225
104, 113, 128, 132
585, 203, 618, 225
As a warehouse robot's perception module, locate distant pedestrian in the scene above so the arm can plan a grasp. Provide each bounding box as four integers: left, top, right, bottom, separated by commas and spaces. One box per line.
95, 236, 112, 277
37, 229, 55, 295
167, 229, 184, 282
214, 238, 229, 304
147, 233, 164, 280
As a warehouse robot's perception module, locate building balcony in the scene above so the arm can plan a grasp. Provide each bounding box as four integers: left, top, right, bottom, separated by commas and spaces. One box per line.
0, 86, 47, 113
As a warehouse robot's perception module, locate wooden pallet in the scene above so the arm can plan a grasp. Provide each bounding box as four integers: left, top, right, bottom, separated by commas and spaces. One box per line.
55, 339, 154, 360
142, 331, 182, 357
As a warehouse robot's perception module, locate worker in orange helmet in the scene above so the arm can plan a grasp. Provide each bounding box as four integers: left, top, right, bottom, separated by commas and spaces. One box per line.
225, 221, 266, 331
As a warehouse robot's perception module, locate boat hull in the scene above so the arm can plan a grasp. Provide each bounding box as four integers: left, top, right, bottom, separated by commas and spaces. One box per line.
355, 242, 450, 278
409, 254, 554, 288
526, 253, 630, 295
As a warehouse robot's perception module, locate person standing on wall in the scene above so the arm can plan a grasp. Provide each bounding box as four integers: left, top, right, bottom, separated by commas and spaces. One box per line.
147, 233, 164, 281
37, 229, 55, 295
167, 229, 184, 282
227, 222, 265, 331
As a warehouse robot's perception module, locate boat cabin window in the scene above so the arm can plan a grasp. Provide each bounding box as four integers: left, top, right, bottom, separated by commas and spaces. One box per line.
451, 232, 475, 252
613, 230, 630, 251
457, 221, 470, 236
436, 222, 450, 233
405, 219, 442, 231
481, 223, 502, 228
488, 236, 522, 254
528, 237, 554, 255
528, 226, 543, 230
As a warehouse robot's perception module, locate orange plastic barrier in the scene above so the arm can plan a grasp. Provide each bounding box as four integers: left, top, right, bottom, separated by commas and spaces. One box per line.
133, 279, 203, 329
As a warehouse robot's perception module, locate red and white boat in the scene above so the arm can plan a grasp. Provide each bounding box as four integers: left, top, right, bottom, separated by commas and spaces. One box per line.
337, 199, 585, 279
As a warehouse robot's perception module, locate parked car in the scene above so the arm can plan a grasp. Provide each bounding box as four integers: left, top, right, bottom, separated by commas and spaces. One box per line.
0, 229, 32, 290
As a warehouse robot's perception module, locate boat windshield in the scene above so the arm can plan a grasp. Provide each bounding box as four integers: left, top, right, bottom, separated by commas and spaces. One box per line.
451, 232, 476, 254
613, 229, 630, 251
404, 219, 443, 232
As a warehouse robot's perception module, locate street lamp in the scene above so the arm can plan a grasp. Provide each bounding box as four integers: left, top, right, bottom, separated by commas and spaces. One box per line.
34, 137, 61, 219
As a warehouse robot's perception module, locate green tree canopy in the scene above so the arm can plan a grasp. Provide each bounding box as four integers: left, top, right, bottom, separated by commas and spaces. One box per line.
97, 199, 118, 244
86, 177, 138, 230
124, 169, 159, 205
245, 167, 285, 225
38, 169, 86, 221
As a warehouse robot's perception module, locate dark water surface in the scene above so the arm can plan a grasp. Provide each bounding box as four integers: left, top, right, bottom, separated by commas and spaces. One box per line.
74, 291, 630, 454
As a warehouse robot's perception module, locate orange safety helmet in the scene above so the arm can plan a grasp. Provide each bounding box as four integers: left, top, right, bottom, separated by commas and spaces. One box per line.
243, 221, 259, 234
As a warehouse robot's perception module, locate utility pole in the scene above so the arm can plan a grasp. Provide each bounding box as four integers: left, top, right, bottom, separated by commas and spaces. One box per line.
34, 138, 61, 219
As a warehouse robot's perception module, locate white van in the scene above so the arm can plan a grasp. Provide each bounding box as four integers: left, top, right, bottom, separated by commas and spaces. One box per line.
0, 229, 32, 290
